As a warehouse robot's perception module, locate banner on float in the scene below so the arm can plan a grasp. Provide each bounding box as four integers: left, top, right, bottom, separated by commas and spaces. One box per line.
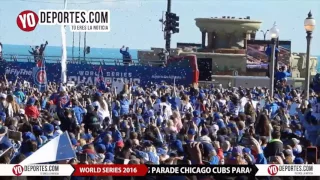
0, 61, 194, 86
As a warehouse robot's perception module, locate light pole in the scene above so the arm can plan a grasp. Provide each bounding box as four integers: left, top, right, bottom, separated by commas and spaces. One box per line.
261, 29, 269, 51
304, 11, 316, 100
260, 29, 269, 41
269, 23, 279, 98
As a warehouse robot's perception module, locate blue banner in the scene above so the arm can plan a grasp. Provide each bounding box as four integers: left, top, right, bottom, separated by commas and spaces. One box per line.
0, 61, 194, 86
32, 60, 47, 92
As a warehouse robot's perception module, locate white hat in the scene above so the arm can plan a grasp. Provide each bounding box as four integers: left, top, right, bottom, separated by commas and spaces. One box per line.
211, 124, 219, 134
0, 93, 7, 99
291, 138, 300, 145
18, 109, 25, 115
151, 91, 158, 97
54, 120, 61, 126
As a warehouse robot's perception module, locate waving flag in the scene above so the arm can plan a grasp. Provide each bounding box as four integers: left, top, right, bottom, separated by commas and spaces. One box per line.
97, 66, 106, 91
32, 59, 47, 92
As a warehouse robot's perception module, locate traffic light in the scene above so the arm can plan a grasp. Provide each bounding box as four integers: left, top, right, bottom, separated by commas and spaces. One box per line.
165, 12, 179, 34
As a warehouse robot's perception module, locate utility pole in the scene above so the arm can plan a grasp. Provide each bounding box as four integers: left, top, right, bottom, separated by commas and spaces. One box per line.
165, 0, 171, 52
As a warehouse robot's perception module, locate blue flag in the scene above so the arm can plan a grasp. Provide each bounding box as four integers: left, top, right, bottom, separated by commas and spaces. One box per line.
97, 66, 106, 91
20, 132, 75, 165
32, 59, 47, 92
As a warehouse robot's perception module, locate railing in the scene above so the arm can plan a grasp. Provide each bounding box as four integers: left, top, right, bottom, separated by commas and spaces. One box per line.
0, 54, 165, 66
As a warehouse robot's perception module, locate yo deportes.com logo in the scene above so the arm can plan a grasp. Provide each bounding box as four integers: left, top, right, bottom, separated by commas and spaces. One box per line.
17, 10, 110, 32
268, 165, 279, 176
12, 165, 24, 176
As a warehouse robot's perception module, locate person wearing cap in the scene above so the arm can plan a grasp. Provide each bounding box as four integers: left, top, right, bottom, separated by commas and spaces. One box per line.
186, 128, 196, 143
43, 123, 55, 140
33, 125, 46, 147
70, 138, 79, 151
20, 137, 38, 157
192, 110, 201, 126
25, 98, 40, 119
288, 138, 302, 154
157, 148, 169, 163
71, 99, 85, 125
242, 147, 256, 164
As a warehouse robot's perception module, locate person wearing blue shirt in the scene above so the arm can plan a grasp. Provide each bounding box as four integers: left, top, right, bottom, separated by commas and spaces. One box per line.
13, 86, 25, 105
119, 94, 130, 116
72, 100, 85, 124
276, 66, 291, 82
265, 100, 279, 119
98, 133, 115, 153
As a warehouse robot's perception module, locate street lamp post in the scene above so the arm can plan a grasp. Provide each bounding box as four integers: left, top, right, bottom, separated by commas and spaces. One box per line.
261, 29, 269, 51
304, 11, 316, 100
269, 23, 279, 98
260, 29, 269, 41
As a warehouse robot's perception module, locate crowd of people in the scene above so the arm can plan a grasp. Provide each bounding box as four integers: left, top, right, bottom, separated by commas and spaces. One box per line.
0, 66, 319, 180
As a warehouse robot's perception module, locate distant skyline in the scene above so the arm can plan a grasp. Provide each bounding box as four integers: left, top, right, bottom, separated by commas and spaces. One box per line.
0, 0, 319, 54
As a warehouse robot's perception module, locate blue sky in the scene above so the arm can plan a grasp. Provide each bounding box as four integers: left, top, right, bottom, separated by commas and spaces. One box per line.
0, 0, 319, 54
